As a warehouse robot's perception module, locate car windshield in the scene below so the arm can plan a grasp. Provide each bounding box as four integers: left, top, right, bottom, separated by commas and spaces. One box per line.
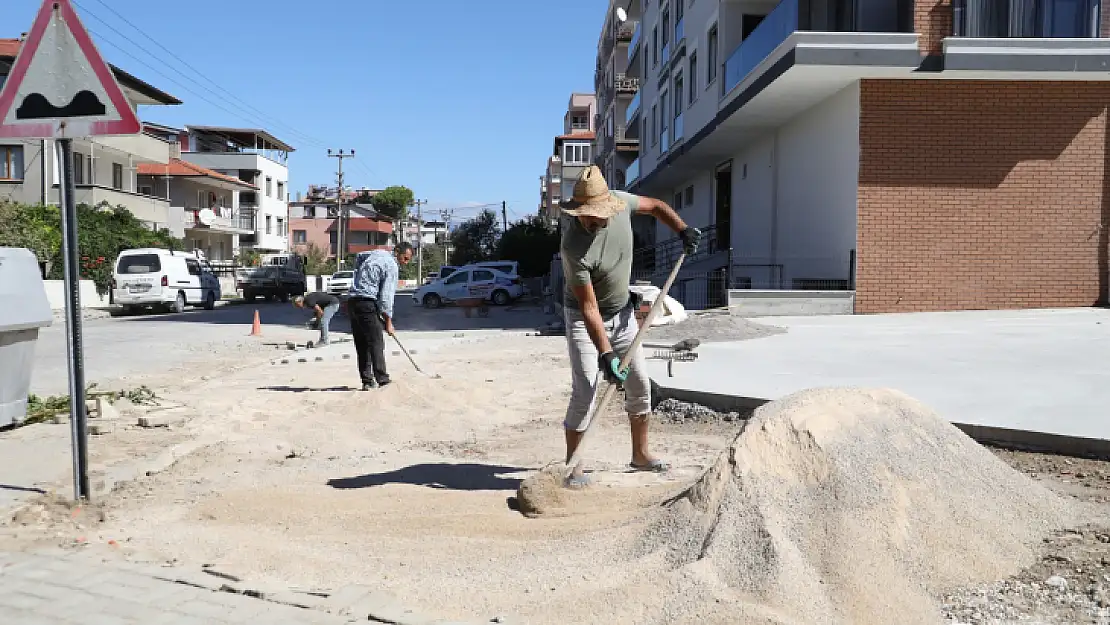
332, 271, 353, 279
117, 254, 161, 274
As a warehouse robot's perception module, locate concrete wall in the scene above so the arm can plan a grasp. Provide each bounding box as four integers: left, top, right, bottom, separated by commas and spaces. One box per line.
43, 280, 110, 310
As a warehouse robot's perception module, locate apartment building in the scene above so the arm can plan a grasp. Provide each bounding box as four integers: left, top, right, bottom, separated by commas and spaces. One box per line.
136, 157, 258, 266
0, 38, 181, 233
541, 94, 597, 222
288, 198, 392, 259
595, 0, 643, 192
174, 126, 295, 253
620, 0, 1110, 313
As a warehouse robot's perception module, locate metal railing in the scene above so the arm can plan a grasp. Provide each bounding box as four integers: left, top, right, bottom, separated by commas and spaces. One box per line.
615, 73, 640, 93
628, 24, 642, 62
723, 0, 799, 96
632, 225, 720, 274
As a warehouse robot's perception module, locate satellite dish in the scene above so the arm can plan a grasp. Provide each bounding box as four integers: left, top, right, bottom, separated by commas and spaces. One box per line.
198, 208, 216, 226
616, 7, 628, 22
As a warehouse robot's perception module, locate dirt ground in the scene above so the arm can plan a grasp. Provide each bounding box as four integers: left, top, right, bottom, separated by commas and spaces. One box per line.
3, 330, 1109, 624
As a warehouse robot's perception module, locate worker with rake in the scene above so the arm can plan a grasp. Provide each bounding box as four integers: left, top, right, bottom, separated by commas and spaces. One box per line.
559, 165, 699, 487
348, 243, 414, 390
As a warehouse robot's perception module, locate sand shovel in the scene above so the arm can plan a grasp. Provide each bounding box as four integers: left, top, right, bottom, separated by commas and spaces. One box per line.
389, 332, 442, 379
563, 253, 687, 482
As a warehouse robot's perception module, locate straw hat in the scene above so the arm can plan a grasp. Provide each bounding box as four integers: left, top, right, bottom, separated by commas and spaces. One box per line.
560, 165, 626, 218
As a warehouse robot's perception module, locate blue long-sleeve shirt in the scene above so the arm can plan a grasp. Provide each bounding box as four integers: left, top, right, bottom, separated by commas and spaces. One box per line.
348, 249, 399, 317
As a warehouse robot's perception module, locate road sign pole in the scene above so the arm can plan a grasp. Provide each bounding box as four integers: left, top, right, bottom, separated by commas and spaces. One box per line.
56, 138, 90, 501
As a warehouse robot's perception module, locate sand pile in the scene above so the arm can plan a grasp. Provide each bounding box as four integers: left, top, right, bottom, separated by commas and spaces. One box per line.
639, 387, 1074, 625
646, 309, 784, 343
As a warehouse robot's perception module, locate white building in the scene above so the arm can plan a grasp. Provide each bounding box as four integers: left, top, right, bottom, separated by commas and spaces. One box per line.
175, 126, 295, 253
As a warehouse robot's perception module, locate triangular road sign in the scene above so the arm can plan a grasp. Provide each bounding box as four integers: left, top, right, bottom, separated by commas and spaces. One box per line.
0, 0, 141, 139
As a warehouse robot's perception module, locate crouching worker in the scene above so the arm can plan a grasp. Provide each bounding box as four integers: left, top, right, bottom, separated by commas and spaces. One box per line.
294, 291, 341, 346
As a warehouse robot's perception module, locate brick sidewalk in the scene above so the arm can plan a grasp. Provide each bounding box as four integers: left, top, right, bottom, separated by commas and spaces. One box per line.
0, 550, 352, 624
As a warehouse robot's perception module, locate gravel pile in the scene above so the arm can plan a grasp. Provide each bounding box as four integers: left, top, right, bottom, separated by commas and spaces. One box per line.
942, 576, 1110, 624
646, 309, 784, 343
635, 387, 1076, 625
653, 398, 743, 426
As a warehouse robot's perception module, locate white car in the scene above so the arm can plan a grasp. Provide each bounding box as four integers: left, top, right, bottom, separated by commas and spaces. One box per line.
112, 248, 221, 314
328, 270, 354, 296
413, 266, 523, 308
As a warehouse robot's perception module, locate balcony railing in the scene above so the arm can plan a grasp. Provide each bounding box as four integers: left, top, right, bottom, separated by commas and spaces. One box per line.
660, 126, 671, 153
238, 203, 258, 231
618, 21, 637, 41
615, 123, 639, 143
626, 91, 642, 125
626, 158, 640, 188
628, 24, 642, 62
952, 0, 1102, 37
615, 73, 640, 93
182, 207, 254, 232
724, 0, 800, 96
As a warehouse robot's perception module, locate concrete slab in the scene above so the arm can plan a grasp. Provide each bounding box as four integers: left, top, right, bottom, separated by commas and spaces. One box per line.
647, 308, 1110, 456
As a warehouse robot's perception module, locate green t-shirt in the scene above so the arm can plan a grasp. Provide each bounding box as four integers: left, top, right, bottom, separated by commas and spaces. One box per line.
561, 190, 638, 319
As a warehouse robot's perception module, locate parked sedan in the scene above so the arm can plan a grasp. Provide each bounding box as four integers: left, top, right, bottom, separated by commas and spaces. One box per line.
413, 266, 523, 308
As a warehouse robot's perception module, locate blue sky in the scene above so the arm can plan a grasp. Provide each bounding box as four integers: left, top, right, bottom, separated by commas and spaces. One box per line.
8, 0, 607, 222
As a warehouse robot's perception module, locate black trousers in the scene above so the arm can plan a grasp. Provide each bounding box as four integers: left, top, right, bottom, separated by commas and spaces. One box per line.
348, 297, 388, 385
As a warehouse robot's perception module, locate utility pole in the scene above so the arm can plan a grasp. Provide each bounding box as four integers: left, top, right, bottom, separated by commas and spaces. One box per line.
502, 200, 508, 232
327, 149, 355, 269
440, 208, 454, 264
414, 201, 421, 280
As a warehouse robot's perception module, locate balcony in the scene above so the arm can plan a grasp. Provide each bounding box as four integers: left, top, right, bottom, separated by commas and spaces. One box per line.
182, 207, 254, 234
72, 184, 172, 233
616, 73, 640, 94
617, 21, 637, 42
93, 133, 173, 164
238, 203, 258, 231
626, 90, 642, 126
625, 158, 640, 189
616, 123, 640, 146
944, 0, 1110, 75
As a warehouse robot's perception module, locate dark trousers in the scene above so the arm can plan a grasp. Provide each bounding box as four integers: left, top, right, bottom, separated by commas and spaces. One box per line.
348, 298, 388, 385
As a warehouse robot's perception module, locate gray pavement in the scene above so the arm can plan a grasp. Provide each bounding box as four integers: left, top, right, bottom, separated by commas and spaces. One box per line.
647, 308, 1110, 444
0, 550, 352, 624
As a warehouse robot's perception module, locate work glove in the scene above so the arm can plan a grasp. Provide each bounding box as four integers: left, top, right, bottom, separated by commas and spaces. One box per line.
680, 226, 701, 256
598, 351, 628, 386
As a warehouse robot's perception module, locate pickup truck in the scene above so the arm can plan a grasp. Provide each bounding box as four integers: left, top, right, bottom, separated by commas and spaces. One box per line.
236, 253, 307, 302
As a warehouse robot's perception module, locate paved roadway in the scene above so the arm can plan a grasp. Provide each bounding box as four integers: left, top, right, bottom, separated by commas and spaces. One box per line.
29, 293, 550, 396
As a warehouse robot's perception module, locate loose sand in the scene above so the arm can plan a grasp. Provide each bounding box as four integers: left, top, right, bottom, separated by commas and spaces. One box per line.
637, 387, 1075, 625
646, 309, 784, 343
1, 328, 1092, 624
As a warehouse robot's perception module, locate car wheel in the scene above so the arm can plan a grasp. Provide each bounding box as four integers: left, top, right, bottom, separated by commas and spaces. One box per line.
203, 290, 216, 310
492, 290, 510, 306
243, 289, 255, 302
279, 291, 290, 303
121, 305, 138, 316
423, 293, 442, 309
170, 292, 186, 314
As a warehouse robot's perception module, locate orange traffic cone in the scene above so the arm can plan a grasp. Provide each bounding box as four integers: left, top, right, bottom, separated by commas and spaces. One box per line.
249, 309, 262, 336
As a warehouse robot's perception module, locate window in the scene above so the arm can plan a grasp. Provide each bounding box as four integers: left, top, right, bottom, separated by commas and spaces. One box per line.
277, 218, 285, 237
111, 163, 124, 190
707, 25, 718, 85
688, 52, 698, 102
293, 230, 307, 244
473, 269, 495, 282
650, 104, 657, 146
643, 118, 648, 143
197, 190, 207, 209
444, 271, 469, 285
0, 145, 24, 180
571, 115, 589, 130
652, 26, 659, 67
673, 191, 683, 211
265, 215, 272, 234
138, 185, 153, 196
563, 143, 591, 165
116, 254, 161, 274
277, 181, 285, 201
73, 153, 85, 185
660, 91, 669, 141
186, 259, 202, 276
265, 176, 272, 197
685, 185, 694, 206
674, 73, 684, 116
676, 0, 684, 22
662, 9, 671, 47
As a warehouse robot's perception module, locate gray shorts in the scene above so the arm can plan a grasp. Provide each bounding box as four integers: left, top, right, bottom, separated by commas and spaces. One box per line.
563, 305, 651, 431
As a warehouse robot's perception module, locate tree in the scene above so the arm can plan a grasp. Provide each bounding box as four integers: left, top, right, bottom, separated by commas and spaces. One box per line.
369, 185, 414, 221
301, 242, 334, 276
497, 214, 560, 278
449, 209, 500, 266
399, 243, 444, 281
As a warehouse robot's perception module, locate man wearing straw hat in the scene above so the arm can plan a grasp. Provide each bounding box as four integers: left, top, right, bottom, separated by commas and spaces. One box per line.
559, 165, 699, 487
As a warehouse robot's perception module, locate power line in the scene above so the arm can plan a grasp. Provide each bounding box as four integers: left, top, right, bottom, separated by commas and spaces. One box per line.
81, 0, 330, 151
73, 1, 329, 150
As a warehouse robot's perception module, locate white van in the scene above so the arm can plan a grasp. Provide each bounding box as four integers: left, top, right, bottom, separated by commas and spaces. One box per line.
112, 248, 221, 314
